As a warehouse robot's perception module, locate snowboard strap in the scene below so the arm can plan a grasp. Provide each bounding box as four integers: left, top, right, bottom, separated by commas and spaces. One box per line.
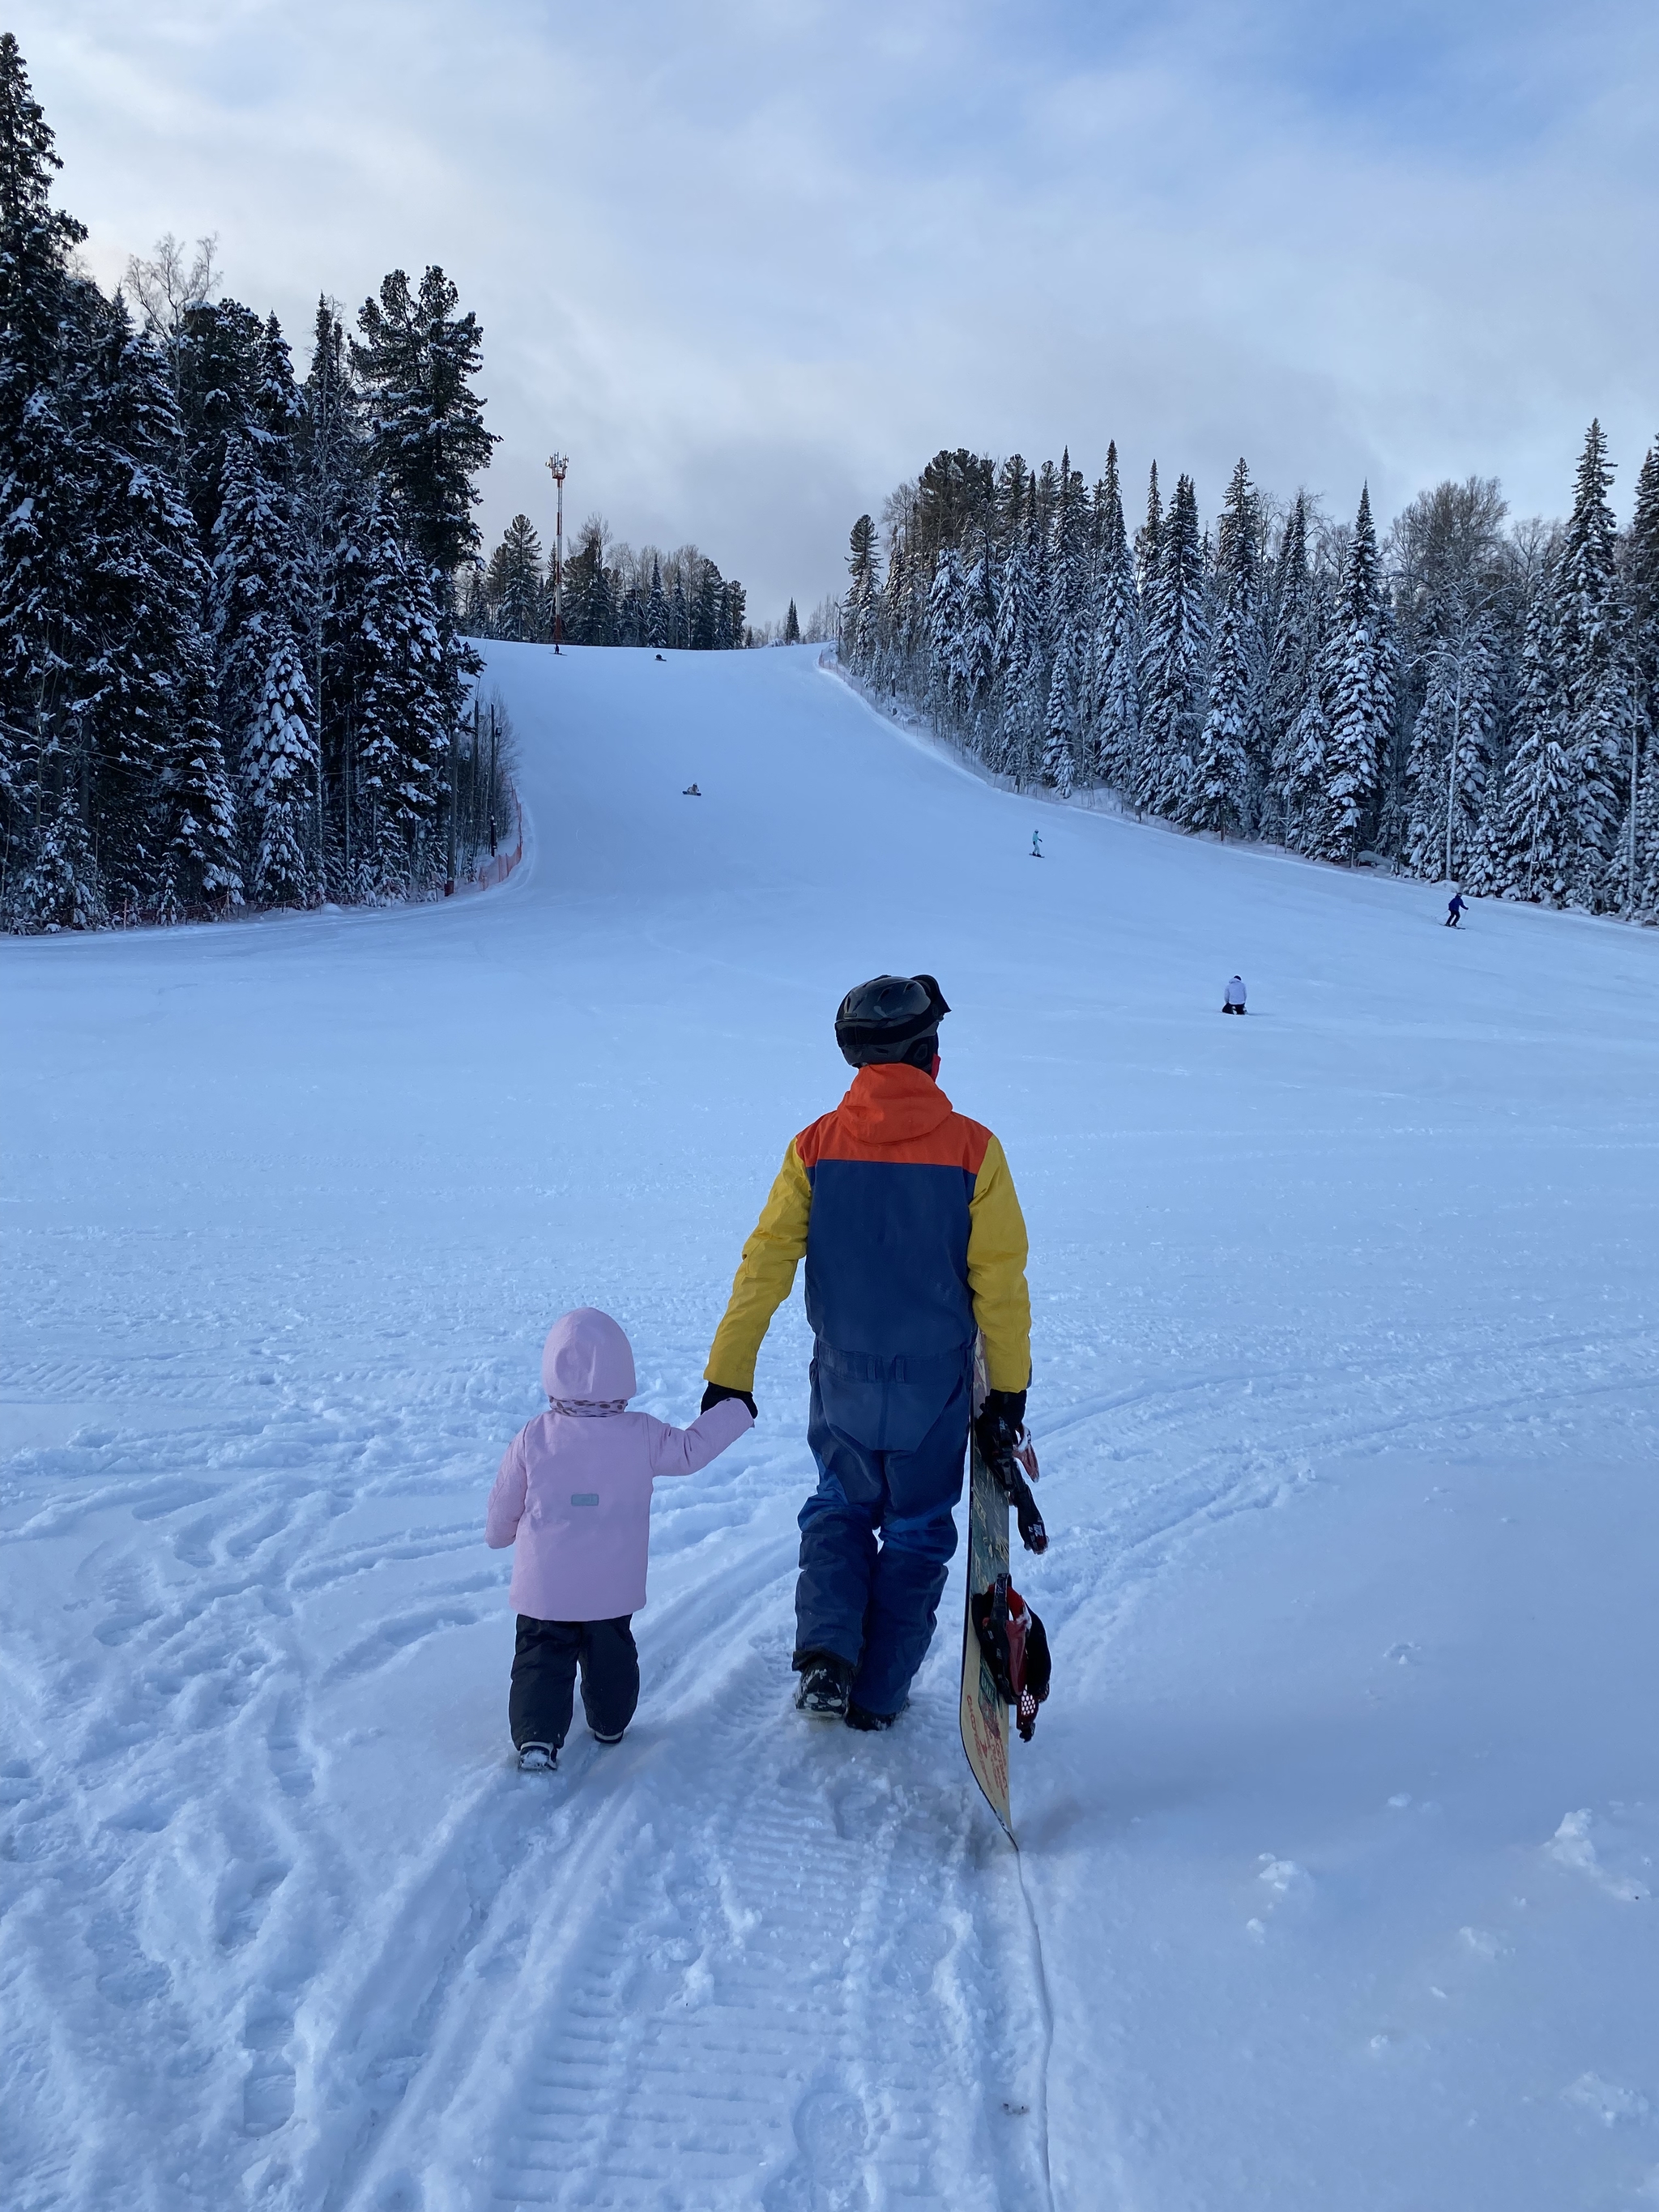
979, 1424, 1047, 1554
970, 1574, 1052, 1742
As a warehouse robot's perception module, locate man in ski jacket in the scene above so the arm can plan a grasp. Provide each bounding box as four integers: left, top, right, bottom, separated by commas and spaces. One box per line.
702, 974, 1031, 1729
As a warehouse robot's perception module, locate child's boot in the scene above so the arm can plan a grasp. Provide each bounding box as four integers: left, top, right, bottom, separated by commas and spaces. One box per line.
794, 1651, 853, 1717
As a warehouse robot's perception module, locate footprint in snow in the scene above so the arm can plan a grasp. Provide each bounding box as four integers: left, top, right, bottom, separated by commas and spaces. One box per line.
764, 2080, 872, 2212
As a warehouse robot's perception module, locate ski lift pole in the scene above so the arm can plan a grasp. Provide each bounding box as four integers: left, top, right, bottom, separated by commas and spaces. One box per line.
547, 452, 568, 654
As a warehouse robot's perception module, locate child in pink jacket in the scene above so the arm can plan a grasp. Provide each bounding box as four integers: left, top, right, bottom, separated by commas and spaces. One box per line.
486, 1307, 753, 1770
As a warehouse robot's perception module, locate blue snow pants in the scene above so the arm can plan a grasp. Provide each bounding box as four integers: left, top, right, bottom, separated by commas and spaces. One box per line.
795, 1344, 973, 1719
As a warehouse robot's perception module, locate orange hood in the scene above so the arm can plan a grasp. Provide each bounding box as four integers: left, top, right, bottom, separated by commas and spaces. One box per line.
835, 1062, 954, 1149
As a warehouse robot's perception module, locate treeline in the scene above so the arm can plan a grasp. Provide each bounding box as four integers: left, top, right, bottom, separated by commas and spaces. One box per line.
0, 37, 511, 931
839, 425, 1659, 920
464, 515, 748, 649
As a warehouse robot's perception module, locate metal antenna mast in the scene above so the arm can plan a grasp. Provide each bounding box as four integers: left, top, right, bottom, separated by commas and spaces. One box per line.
546, 453, 568, 654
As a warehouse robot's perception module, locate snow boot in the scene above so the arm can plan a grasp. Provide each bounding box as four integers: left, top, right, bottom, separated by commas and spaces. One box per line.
845, 1700, 902, 1733
591, 1727, 625, 1745
794, 1652, 853, 1717
517, 1741, 557, 1772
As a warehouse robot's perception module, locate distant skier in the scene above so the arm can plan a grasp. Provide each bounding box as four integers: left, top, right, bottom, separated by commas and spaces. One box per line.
486, 1309, 752, 1771
683, 782, 702, 796
1030, 829, 1043, 860
1445, 891, 1465, 927
655, 652, 666, 662
1223, 975, 1247, 1015
703, 975, 1031, 1730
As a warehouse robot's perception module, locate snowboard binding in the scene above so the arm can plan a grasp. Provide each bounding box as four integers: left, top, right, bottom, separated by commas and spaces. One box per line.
970, 1574, 1051, 1741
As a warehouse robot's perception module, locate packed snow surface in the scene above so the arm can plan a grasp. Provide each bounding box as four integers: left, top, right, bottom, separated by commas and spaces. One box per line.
4, 642, 1658, 2212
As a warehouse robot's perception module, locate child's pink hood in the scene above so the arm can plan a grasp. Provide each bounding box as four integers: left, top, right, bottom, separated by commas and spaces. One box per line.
489, 1307, 751, 1620
541, 1308, 637, 1401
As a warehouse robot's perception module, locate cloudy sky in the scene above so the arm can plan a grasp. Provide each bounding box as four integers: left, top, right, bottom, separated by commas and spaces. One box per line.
18, 0, 1657, 620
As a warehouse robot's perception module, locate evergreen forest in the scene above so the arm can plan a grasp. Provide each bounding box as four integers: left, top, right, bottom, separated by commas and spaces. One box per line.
463, 514, 751, 653
838, 430, 1659, 921
0, 36, 525, 928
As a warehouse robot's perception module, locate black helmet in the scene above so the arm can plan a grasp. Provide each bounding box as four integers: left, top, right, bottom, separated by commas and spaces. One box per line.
834, 973, 950, 1068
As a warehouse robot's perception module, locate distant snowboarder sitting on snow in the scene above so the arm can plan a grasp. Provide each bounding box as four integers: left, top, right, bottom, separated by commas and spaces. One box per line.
486, 1309, 752, 1771
683, 782, 702, 796
1223, 975, 1247, 1014
703, 974, 1032, 1732
1445, 892, 1465, 927
1030, 829, 1043, 859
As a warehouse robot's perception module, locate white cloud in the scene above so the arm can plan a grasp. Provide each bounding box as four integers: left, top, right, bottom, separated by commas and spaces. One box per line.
16, 0, 1657, 618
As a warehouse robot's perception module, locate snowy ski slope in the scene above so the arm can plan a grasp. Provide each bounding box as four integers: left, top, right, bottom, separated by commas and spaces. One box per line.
4, 641, 1658, 2212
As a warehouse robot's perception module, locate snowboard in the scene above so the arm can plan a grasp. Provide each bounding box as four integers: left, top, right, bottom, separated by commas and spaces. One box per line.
959, 1340, 1014, 1843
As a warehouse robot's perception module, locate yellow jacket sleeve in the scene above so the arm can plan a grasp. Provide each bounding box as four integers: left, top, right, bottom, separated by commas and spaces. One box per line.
967, 1132, 1031, 1392
705, 1140, 812, 1392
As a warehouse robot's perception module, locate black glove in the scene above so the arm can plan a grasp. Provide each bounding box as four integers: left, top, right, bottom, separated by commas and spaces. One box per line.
702, 1381, 757, 1419
973, 1388, 1047, 1554
973, 1388, 1026, 1459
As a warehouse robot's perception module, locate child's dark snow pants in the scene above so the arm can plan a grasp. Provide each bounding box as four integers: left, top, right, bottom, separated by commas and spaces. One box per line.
510, 1615, 638, 1750
795, 1349, 972, 1719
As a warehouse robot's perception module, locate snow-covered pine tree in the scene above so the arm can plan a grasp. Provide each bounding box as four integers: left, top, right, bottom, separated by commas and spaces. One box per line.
1305, 485, 1392, 863
1258, 497, 1318, 845
241, 625, 318, 905
1137, 472, 1207, 819
173, 296, 266, 548
926, 545, 962, 724
1282, 659, 1333, 856
1085, 443, 1141, 791
992, 517, 1041, 779
18, 786, 104, 930
84, 292, 241, 914
1051, 448, 1089, 651
692, 560, 720, 651
213, 432, 302, 748
669, 570, 689, 653
1495, 568, 1573, 904
487, 514, 545, 642
1188, 602, 1250, 834
0, 32, 89, 897
1615, 441, 1658, 916
348, 488, 446, 897
296, 297, 367, 893
352, 266, 494, 617
647, 557, 670, 649
1134, 462, 1162, 599
1042, 635, 1075, 797
1187, 458, 1260, 835
253, 312, 305, 449
844, 515, 882, 677
1554, 422, 1629, 910
1404, 615, 1499, 881
957, 542, 997, 751
1391, 476, 1509, 882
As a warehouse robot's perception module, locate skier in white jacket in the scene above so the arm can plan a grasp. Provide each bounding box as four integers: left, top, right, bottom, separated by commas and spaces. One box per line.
1222, 975, 1247, 1015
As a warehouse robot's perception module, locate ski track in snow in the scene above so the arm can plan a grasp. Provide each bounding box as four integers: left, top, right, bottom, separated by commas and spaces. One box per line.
4, 642, 1658, 2210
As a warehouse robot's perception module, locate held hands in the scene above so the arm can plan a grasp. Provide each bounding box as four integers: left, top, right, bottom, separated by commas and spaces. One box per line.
702, 1382, 758, 1420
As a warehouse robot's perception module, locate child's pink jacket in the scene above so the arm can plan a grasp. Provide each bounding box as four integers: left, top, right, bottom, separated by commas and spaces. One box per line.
485, 1308, 752, 1621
